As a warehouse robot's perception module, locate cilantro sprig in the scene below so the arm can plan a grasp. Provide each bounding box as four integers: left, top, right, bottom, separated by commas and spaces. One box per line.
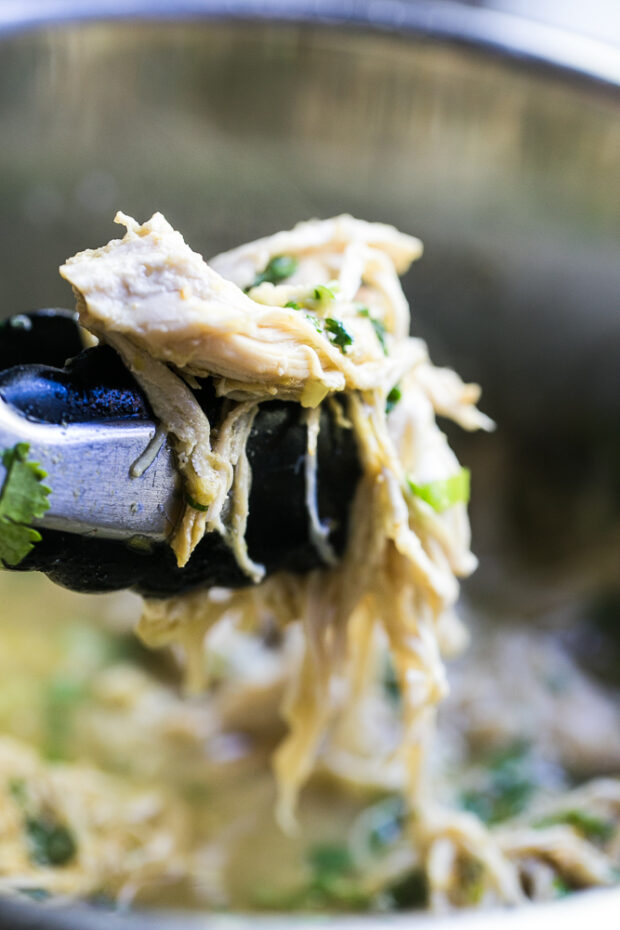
386, 384, 402, 413
10, 778, 77, 867
26, 815, 77, 867
0, 443, 51, 567
324, 318, 353, 354
247, 255, 298, 290
280, 281, 352, 352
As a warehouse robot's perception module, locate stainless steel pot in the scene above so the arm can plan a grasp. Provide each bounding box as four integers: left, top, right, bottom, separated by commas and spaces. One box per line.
0, 1, 619, 926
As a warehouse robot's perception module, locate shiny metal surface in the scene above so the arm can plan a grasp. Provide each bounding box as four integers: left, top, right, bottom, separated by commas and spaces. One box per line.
0, 4, 619, 928
0, 882, 618, 929
1, 0, 620, 87
0, 397, 179, 540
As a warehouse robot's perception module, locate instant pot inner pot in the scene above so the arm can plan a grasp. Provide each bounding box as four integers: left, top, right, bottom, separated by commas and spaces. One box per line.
0, 18, 619, 925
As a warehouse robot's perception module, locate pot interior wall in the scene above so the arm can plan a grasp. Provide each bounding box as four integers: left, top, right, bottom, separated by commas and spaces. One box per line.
1, 21, 618, 601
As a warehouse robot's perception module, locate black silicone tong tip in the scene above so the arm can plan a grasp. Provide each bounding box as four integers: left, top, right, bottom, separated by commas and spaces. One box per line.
0, 310, 361, 597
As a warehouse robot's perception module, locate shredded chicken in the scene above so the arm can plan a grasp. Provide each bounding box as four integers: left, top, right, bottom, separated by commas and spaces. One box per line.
0, 736, 190, 902
56, 212, 620, 912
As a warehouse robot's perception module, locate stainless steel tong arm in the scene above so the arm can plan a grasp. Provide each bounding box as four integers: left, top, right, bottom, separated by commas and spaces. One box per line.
0, 397, 180, 542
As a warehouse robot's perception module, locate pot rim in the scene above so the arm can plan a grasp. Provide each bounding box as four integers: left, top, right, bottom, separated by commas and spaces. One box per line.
0, 884, 619, 928
0, 0, 620, 91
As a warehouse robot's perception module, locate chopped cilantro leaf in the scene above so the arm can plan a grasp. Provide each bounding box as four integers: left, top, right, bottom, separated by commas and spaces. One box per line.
324, 318, 353, 353
308, 843, 354, 878
383, 870, 428, 910
358, 307, 388, 354
247, 255, 298, 290
383, 656, 401, 705
370, 317, 388, 354
284, 297, 326, 334
306, 844, 368, 907
0, 521, 41, 567
254, 878, 369, 912
9, 778, 28, 806
313, 284, 335, 303
386, 384, 402, 413
305, 313, 323, 333
0, 443, 51, 567
255, 841, 370, 912
25, 816, 77, 867
9, 777, 77, 867
364, 796, 406, 852
552, 876, 572, 898
44, 674, 89, 761
460, 742, 536, 824
534, 809, 615, 843
408, 468, 470, 513
184, 492, 209, 512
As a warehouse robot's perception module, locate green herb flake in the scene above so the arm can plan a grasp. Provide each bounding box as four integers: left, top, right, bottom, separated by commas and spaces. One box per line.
383, 657, 401, 706
247, 255, 298, 290
382, 869, 428, 910
0, 443, 51, 567
386, 384, 402, 414
408, 467, 470, 514
534, 809, 615, 844
313, 284, 335, 303
305, 313, 324, 333
358, 307, 388, 354
254, 879, 369, 912
25, 816, 77, 867
324, 318, 353, 354
44, 674, 89, 761
365, 797, 406, 853
184, 492, 209, 513
308, 843, 354, 879
254, 842, 371, 912
370, 318, 388, 354
307, 844, 369, 908
284, 300, 301, 310
9, 778, 28, 807
551, 876, 572, 898
460, 742, 536, 824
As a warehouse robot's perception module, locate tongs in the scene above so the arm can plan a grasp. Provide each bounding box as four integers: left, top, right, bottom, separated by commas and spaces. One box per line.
0, 311, 360, 598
